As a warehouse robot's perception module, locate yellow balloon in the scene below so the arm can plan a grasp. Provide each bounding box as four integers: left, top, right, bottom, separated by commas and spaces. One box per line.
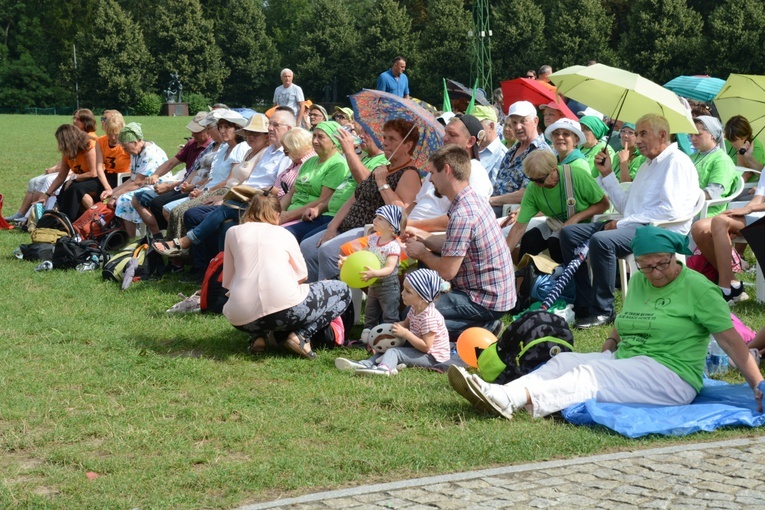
456, 327, 497, 368
340, 251, 381, 288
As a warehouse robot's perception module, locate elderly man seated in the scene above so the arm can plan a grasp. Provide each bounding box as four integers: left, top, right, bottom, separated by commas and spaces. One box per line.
560, 114, 701, 329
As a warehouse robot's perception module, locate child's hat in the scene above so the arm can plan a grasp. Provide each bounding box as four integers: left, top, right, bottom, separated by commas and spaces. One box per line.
375, 204, 402, 234
405, 269, 449, 302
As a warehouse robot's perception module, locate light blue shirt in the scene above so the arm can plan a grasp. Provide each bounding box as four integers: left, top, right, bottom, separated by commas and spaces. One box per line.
243, 145, 291, 188
479, 136, 508, 185
376, 69, 409, 97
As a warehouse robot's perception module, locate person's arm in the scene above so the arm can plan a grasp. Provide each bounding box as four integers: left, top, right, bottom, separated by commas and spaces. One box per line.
280, 186, 335, 223
336, 129, 374, 184
361, 253, 398, 281
505, 221, 528, 250
280, 186, 296, 212
296, 101, 306, 128
407, 214, 449, 232
145, 157, 180, 185
392, 322, 434, 354
714, 327, 764, 411
595, 149, 629, 212
94, 143, 112, 193
317, 195, 355, 246
375, 167, 420, 208
405, 236, 462, 280
489, 188, 525, 206
563, 195, 610, 226
601, 328, 621, 352
42, 157, 70, 200
617, 149, 632, 183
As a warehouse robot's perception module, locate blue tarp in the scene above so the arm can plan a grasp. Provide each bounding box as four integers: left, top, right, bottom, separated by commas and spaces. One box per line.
561, 379, 765, 438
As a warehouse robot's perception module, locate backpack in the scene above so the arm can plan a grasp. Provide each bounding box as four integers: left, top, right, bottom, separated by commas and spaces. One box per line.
200, 252, 228, 314
102, 242, 149, 282
33, 210, 76, 239
72, 202, 129, 250
530, 266, 576, 304
508, 263, 540, 315
477, 310, 574, 384
51, 237, 107, 270
17, 242, 55, 262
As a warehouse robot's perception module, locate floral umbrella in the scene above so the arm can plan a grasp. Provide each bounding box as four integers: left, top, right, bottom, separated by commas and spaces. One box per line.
350, 89, 445, 171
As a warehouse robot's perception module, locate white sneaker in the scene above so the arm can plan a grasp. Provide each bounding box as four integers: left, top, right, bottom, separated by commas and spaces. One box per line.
355, 365, 396, 376
468, 374, 515, 420
334, 358, 366, 371
165, 292, 201, 314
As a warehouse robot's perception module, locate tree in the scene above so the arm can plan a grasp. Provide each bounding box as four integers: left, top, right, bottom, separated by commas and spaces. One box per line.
218, 0, 277, 106
707, 0, 765, 77
416, 0, 472, 104
353, 0, 419, 93
75, 0, 154, 110
618, 0, 703, 84
546, 0, 616, 69
144, 0, 228, 98
490, 0, 547, 82
291, 0, 359, 102
0, 51, 57, 108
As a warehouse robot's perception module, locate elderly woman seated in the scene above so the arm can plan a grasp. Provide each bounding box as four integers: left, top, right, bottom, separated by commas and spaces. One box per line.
504, 150, 609, 263
450, 226, 765, 420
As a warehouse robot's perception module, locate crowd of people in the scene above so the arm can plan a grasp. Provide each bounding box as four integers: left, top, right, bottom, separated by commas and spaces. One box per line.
6, 61, 765, 418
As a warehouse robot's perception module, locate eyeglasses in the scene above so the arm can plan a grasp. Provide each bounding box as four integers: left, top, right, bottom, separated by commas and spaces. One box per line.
309, 113, 323, 118
269, 121, 287, 129
100, 116, 108, 122
333, 115, 346, 121
636, 259, 672, 274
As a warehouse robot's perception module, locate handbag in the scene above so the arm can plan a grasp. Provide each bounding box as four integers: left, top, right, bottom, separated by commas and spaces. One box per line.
545, 164, 576, 232
222, 185, 257, 209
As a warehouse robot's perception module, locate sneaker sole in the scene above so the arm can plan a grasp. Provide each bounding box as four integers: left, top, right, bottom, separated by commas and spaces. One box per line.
466, 375, 515, 420
447, 366, 497, 416
354, 368, 391, 376
335, 358, 365, 371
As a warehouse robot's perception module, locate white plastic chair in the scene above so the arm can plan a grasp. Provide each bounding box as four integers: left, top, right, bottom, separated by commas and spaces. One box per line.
699, 175, 745, 219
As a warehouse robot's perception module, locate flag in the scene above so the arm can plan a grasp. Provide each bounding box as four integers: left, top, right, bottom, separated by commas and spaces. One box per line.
465, 79, 478, 115
442, 78, 452, 113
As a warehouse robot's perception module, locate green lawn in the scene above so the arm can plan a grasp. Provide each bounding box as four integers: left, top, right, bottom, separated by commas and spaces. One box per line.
0, 115, 763, 509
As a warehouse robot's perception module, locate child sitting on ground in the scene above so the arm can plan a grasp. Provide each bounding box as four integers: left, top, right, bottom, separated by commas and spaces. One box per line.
339, 204, 405, 330
335, 268, 452, 376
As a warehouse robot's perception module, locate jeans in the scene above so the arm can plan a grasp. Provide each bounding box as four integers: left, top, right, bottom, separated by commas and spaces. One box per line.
184, 205, 234, 272
363, 274, 400, 328
300, 227, 365, 282
560, 222, 638, 316
435, 289, 506, 342
284, 215, 333, 242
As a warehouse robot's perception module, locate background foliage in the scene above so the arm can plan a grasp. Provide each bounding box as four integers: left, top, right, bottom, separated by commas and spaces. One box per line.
1, 0, 764, 112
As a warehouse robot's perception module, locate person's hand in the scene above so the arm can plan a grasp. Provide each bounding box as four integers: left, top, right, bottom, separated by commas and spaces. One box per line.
189, 188, 202, 199
154, 182, 173, 194
203, 197, 223, 206
722, 205, 751, 218
337, 255, 346, 269
100, 189, 113, 201
755, 380, 765, 413
594, 147, 613, 176
336, 127, 356, 155
318, 227, 337, 247
360, 266, 377, 281
603, 219, 618, 231
404, 226, 429, 243
617, 148, 630, 164
500, 210, 518, 228
302, 206, 320, 222
391, 322, 409, 338
373, 165, 389, 185
179, 182, 193, 193
405, 239, 427, 260
145, 175, 159, 186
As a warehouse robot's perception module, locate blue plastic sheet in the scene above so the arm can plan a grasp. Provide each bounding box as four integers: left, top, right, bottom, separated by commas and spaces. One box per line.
561, 379, 765, 438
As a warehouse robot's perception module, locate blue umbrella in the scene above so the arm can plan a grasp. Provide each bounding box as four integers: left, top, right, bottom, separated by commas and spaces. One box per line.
664, 75, 725, 103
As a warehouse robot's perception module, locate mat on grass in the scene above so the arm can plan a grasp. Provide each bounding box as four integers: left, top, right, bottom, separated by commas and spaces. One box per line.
562, 379, 765, 438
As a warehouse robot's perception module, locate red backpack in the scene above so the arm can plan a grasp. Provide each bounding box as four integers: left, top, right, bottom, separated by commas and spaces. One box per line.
200, 252, 228, 314
72, 202, 128, 249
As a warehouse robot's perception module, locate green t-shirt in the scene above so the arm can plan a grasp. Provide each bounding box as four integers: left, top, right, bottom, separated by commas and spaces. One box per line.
615, 264, 733, 393
610, 149, 646, 181
288, 152, 349, 216
692, 148, 738, 217
725, 138, 765, 182
326, 153, 388, 216
581, 141, 615, 178
517, 161, 605, 224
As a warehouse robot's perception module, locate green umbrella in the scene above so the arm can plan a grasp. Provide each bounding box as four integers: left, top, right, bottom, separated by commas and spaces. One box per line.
714, 74, 765, 145
549, 64, 697, 134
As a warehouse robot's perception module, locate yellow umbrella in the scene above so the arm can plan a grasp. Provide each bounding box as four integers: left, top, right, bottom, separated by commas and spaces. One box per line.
714, 74, 765, 145
549, 64, 697, 134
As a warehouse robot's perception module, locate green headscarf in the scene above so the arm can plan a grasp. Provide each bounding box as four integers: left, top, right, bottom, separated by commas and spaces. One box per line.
315, 120, 343, 148
579, 115, 608, 140
631, 225, 692, 257
119, 122, 143, 143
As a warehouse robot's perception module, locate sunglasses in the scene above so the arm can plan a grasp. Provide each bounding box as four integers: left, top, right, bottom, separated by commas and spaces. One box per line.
333, 114, 347, 121
529, 176, 547, 184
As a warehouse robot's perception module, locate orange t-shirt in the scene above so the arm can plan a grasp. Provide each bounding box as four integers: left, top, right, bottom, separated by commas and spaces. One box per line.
65, 139, 96, 175
97, 135, 131, 174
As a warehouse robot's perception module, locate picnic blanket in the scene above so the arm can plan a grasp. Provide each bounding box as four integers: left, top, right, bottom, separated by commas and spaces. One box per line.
561, 378, 765, 438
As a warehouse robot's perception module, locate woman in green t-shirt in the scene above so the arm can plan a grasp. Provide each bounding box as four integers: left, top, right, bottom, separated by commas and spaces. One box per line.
504, 149, 609, 263
611, 122, 645, 183
724, 115, 765, 184
449, 226, 765, 421
579, 115, 615, 179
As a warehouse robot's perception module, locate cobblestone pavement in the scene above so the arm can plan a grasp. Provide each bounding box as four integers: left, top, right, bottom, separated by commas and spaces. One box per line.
238, 437, 765, 509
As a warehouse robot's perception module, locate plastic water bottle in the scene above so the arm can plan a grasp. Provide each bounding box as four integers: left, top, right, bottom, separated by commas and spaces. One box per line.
35, 261, 53, 272
76, 255, 100, 272
707, 337, 729, 375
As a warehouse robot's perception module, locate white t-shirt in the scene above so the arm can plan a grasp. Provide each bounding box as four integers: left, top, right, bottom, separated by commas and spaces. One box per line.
408, 159, 492, 221
273, 84, 305, 116
208, 142, 250, 188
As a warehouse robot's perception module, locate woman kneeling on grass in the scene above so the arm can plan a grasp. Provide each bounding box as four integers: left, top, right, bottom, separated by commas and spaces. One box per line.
449, 225, 765, 419
222, 189, 352, 359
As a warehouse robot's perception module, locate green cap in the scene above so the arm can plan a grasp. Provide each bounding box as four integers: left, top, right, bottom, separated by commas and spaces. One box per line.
631, 225, 693, 257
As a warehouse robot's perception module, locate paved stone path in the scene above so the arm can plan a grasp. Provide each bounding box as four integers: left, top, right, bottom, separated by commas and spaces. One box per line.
238, 437, 765, 509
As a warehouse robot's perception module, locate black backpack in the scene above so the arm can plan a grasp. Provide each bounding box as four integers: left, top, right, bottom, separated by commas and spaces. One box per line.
478, 311, 574, 384
35, 210, 77, 238
18, 242, 55, 261
51, 237, 107, 270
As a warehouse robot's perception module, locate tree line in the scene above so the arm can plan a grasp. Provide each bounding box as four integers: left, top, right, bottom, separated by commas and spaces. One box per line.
1, 0, 764, 112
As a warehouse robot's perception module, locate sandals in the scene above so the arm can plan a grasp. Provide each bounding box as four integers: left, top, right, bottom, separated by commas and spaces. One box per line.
248, 337, 266, 355
153, 238, 188, 258
283, 332, 317, 360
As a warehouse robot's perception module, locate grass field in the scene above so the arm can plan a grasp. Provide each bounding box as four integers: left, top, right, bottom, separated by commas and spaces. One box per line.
0, 115, 764, 509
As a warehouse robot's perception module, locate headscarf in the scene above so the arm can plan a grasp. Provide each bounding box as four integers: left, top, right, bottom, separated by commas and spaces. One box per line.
631, 225, 693, 257
579, 115, 609, 141
119, 122, 143, 143
694, 115, 725, 151
315, 120, 343, 148
405, 269, 450, 303
375, 204, 402, 234
560, 148, 586, 165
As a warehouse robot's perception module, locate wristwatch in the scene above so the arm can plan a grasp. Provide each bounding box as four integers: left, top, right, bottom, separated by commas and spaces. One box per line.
378, 184, 390, 192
